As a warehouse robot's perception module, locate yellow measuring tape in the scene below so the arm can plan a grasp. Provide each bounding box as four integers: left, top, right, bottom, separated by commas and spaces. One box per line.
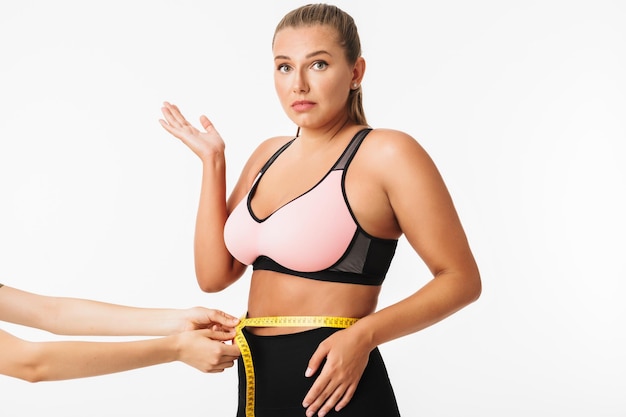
234, 316, 359, 417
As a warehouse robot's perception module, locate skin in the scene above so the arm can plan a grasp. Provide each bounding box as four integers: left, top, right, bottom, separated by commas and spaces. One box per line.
0, 285, 240, 382
159, 24, 481, 417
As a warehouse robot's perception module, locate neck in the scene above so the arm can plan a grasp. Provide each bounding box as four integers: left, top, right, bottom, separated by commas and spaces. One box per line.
297, 116, 351, 144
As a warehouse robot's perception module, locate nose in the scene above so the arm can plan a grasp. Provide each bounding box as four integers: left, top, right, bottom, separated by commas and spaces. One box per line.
292, 69, 309, 94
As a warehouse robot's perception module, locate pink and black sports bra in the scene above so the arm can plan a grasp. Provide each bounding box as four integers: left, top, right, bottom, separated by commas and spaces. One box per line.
224, 128, 397, 286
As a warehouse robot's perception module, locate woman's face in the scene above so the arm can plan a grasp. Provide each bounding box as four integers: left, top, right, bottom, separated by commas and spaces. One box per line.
272, 25, 357, 130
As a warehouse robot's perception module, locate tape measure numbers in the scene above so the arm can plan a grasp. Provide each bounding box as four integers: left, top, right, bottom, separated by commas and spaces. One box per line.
235, 316, 359, 417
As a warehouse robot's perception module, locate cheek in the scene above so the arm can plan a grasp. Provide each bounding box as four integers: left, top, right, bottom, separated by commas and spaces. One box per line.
325, 80, 350, 107
274, 77, 290, 100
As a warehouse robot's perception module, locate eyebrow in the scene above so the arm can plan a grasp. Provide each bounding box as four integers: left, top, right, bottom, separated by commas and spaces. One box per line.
274, 50, 332, 61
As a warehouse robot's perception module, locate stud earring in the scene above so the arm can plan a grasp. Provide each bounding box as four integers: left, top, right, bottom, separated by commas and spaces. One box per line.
352, 82, 359, 89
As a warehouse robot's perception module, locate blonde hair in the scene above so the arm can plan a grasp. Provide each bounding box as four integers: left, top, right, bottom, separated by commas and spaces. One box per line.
273, 3, 367, 125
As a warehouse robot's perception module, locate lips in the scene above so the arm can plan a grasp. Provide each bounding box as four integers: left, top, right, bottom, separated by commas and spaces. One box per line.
291, 100, 316, 112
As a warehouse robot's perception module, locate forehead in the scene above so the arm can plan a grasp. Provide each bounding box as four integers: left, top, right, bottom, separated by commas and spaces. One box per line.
273, 25, 342, 57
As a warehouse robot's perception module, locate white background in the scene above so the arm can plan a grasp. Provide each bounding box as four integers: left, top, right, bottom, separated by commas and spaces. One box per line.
1, 1, 625, 416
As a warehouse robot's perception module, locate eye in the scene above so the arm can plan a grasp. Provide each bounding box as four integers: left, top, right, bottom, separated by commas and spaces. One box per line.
277, 63, 292, 73
311, 61, 328, 70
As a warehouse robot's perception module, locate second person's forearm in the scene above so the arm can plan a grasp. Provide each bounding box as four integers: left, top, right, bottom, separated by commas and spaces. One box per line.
15, 337, 179, 382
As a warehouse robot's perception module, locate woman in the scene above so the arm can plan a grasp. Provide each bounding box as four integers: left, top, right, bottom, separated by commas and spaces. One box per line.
159, 4, 481, 416
0, 283, 240, 382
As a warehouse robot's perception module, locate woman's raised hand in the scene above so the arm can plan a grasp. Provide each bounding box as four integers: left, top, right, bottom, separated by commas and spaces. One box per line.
159, 101, 225, 160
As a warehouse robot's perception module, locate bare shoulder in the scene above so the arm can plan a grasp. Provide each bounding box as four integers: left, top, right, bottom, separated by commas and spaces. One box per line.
228, 135, 295, 206
252, 135, 295, 162
242, 135, 294, 177
360, 128, 435, 173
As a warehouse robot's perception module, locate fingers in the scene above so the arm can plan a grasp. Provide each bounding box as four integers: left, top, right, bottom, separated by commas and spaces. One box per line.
159, 102, 178, 127
221, 341, 241, 358
196, 328, 240, 355
305, 344, 327, 378
302, 337, 364, 416
199, 327, 236, 342
304, 381, 356, 417
185, 331, 241, 373
203, 339, 240, 373
206, 309, 240, 328
334, 385, 357, 412
199, 114, 214, 131
202, 356, 238, 373
161, 101, 188, 126
159, 101, 196, 139
302, 345, 329, 414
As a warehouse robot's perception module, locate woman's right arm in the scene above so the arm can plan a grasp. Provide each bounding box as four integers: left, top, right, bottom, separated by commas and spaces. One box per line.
192, 142, 241, 291
159, 102, 289, 292
159, 102, 247, 291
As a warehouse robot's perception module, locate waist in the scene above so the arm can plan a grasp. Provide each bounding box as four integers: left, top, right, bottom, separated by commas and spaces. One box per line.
237, 315, 359, 337
235, 316, 359, 417
247, 270, 379, 335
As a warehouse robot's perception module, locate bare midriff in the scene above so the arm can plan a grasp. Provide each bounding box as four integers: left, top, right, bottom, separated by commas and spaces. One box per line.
246, 269, 381, 335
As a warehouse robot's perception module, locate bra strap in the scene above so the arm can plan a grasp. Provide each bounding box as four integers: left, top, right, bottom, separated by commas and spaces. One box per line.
333, 128, 373, 171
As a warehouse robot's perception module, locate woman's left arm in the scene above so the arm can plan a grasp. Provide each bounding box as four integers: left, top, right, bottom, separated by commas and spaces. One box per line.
303, 130, 481, 416
353, 129, 482, 343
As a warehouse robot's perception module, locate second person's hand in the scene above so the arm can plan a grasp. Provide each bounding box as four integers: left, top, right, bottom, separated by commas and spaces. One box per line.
175, 327, 241, 373
179, 306, 240, 333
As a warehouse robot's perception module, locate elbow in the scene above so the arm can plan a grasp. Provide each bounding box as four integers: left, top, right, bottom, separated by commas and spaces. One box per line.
13, 357, 48, 383
465, 268, 482, 304
195, 269, 241, 293
195, 259, 245, 292
20, 370, 46, 383
22, 349, 52, 383
2, 341, 44, 382
443, 266, 481, 307
197, 279, 231, 293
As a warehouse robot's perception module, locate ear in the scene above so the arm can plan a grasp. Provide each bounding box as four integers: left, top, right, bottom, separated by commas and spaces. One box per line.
351, 56, 366, 86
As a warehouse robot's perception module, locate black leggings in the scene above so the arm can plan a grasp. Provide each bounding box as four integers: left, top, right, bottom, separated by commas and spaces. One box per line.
236, 327, 401, 416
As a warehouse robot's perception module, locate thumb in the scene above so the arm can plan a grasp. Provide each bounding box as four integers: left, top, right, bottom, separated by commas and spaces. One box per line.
199, 115, 214, 131
206, 309, 240, 328
199, 328, 236, 342
305, 344, 329, 377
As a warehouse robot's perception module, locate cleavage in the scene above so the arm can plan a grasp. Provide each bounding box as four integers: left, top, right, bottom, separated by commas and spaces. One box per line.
250, 153, 336, 221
